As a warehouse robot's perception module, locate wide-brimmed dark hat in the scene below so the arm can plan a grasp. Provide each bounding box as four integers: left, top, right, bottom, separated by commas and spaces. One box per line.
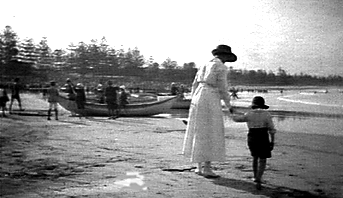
250, 96, 269, 109
212, 45, 237, 62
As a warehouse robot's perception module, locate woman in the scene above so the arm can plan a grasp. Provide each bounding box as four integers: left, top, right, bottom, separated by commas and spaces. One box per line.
182, 45, 236, 178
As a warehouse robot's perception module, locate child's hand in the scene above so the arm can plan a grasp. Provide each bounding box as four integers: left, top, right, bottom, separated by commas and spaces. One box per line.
269, 142, 274, 151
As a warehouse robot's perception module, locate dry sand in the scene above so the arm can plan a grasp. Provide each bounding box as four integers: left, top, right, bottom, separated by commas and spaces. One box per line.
0, 94, 342, 198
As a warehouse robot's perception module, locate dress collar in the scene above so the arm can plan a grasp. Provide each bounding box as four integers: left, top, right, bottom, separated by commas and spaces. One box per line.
210, 57, 223, 63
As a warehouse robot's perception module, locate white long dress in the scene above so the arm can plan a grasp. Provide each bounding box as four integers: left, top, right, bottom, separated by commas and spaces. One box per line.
182, 58, 231, 163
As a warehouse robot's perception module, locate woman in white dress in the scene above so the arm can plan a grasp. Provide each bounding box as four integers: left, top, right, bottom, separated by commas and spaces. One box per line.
182, 45, 236, 178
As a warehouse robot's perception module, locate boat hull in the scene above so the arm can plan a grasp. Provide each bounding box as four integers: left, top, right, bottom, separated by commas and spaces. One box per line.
157, 95, 191, 109
58, 94, 177, 117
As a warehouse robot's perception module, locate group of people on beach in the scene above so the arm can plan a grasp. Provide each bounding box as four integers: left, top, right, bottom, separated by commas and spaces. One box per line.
44, 78, 130, 120
103, 80, 130, 119
182, 45, 276, 190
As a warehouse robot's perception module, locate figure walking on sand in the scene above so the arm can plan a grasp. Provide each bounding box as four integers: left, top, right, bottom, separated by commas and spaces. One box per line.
182, 45, 236, 178
47, 81, 59, 120
9, 78, 24, 113
231, 96, 276, 190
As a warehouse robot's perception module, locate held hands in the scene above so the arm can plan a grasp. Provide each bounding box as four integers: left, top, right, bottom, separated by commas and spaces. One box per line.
270, 142, 275, 151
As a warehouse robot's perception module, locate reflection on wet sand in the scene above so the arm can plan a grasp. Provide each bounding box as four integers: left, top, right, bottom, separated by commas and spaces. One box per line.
231, 106, 343, 120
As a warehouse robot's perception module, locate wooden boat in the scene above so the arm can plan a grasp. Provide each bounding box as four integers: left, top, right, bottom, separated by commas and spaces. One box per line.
157, 95, 191, 109
171, 97, 191, 109
85, 92, 158, 104
58, 93, 177, 117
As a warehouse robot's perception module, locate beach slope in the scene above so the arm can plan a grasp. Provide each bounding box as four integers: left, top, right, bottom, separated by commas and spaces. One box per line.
0, 94, 342, 198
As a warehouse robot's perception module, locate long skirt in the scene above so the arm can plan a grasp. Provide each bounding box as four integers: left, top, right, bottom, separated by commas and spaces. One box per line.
182, 85, 226, 163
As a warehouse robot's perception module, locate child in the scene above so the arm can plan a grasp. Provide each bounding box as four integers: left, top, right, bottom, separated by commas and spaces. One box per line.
0, 85, 9, 117
47, 81, 59, 120
231, 96, 276, 190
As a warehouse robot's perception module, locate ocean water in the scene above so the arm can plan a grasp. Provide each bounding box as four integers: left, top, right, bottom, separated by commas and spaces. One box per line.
230, 88, 343, 136
167, 87, 343, 136
231, 88, 343, 115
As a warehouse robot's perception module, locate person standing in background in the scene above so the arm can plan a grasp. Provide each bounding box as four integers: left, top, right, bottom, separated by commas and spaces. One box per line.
9, 78, 24, 113
96, 81, 105, 103
119, 85, 130, 106
118, 85, 130, 115
170, 82, 179, 95
104, 80, 119, 119
75, 83, 86, 118
64, 78, 77, 116
0, 85, 9, 117
47, 81, 59, 120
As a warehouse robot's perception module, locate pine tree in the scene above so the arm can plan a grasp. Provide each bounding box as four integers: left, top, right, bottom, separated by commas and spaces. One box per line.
36, 37, 53, 70
0, 26, 19, 64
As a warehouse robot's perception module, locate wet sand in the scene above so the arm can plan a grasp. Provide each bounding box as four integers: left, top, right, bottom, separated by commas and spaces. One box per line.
0, 93, 342, 197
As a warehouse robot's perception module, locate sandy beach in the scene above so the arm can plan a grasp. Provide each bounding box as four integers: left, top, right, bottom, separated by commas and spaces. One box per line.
0, 93, 342, 198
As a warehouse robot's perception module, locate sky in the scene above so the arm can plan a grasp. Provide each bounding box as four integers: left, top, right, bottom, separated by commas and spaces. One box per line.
1, 0, 343, 76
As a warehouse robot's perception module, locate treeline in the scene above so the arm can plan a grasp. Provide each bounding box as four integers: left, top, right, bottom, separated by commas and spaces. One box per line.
228, 67, 343, 86
1, 25, 342, 89
0, 26, 197, 88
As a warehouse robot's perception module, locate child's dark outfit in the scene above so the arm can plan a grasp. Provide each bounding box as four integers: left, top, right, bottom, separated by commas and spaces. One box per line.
238, 110, 275, 158
232, 96, 276, 190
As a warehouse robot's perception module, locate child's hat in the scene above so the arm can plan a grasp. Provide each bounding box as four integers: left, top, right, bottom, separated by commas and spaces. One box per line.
251, 96, 269, 109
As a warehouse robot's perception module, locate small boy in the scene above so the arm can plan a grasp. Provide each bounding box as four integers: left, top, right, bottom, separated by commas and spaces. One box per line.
47, 81, 59, 120
232, 96, 276, 190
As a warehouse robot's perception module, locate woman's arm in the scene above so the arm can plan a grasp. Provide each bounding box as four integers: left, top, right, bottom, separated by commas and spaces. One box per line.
190, 72, 199, 97
232, 113, 248, 122
217, 66, 231, 108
